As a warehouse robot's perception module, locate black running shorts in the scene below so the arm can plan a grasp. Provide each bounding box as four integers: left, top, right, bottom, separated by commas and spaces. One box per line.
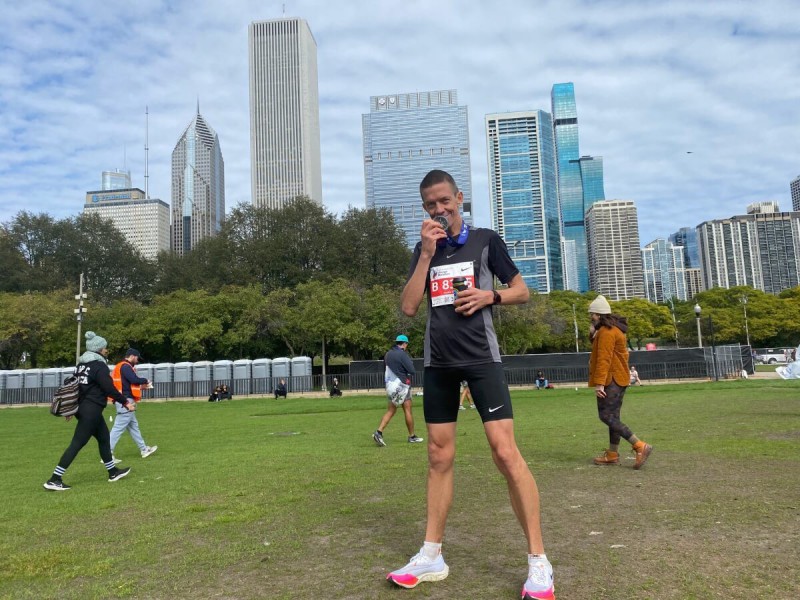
423, 362, 513, 424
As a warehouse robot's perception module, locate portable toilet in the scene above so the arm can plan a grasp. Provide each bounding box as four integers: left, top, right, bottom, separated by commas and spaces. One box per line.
232, 359, 252, 396
251, 358, 272, 395
4, 369, 25, 405
136, 363, 154, 400
173, 362, 193, 399
212, 360, 233, 384
0, 371, 6, 405
152, 363, 174, 399
193, 361, 214, 399
291, 356, 313, 392
23, 369, 44, 404
272, 357, 291, 392
42, 367, 63, 389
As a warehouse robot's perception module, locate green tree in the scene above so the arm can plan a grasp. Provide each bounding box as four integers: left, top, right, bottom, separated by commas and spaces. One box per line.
613, 298, 673, 349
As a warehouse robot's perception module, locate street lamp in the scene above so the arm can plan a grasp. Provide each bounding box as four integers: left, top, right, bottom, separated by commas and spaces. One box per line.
741, 295, 751, 348
668, 298, 679, 348
572, 303, 579, 352
694, 303, 702, 348
74, 273, 87, 364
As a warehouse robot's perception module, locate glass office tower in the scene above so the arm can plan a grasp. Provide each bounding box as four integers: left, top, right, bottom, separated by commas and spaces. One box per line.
486, 110, 562, 292
552, 83, 605, 292
642, 238, 688, 303
669, 227, 700, 268
363, 90, 472, 247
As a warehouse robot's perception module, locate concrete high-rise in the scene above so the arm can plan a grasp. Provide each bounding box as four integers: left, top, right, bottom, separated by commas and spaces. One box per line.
83, 187, 169, 261
585, 200, 644, 300
551, 83, 605, 291
249, 18, 322, 208
696, 205, 800, 294
642, 238, 688, 303
486, 110, 561, 292
171, 107, 225, 255
791, 175, 800, 212
363, 90, 472, 247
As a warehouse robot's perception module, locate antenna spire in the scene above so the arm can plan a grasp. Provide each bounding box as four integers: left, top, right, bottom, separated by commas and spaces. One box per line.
144, 106, 150, 199
197, 96, 200, 115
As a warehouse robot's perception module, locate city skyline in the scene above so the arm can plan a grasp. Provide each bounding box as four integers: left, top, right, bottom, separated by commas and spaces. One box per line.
1, 1, 798, 249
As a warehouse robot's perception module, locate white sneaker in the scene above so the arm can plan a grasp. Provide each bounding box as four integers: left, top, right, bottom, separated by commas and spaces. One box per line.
387, 549, 449, 589
101, 456, 122, 465
459, 405, 466, 410
521, 558, 555, 599
141, 446, 158, 458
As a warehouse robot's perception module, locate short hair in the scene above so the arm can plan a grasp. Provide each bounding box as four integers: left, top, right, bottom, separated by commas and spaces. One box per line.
419, 169, 458, 197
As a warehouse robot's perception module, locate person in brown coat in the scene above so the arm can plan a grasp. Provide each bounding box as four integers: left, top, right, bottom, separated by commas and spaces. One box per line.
588, 295, 652, 469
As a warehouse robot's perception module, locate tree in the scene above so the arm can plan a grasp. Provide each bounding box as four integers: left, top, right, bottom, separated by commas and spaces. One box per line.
612, 298, 673, 349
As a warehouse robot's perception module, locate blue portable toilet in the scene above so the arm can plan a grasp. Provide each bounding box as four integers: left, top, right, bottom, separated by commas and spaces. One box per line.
42, 368, 63, 388
232, 359, 252, 395
4, 369, 25, 405
272, 357, 291, 392
213, 360, 233, 383
23, 369, 44, 404
153, 363, 174, 399
193, 361, 214, 398
251, 358, 272, 395
173, 362, 193, 398
291, 356, 312, 392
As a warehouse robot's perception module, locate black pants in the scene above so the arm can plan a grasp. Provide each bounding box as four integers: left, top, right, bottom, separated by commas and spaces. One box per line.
57, 401, 113, 469
596, 382, 634, 446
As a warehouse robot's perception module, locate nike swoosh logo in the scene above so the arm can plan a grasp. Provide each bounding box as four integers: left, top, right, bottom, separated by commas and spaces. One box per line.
488, 405, 504, 413
446, 253, 455, 258
461, 266, 470, 272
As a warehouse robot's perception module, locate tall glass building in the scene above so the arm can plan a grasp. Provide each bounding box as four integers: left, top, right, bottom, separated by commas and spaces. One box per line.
249, 18, 322, 208
669, 227, 700, 268
486, 110, 562, 292
362, 90, 472, 247
552, 83, 605, 291
642, 238, 688, 303
171, 108, 225, 256
102, 169, 132, 191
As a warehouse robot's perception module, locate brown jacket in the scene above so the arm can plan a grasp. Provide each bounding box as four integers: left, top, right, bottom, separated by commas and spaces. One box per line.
589, 320, 630, 387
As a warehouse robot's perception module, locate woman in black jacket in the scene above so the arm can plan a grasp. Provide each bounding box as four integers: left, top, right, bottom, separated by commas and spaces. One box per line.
44, 332, 134, 491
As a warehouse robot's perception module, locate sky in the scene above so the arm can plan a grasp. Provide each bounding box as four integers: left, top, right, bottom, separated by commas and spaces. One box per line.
1, 0, 798, 246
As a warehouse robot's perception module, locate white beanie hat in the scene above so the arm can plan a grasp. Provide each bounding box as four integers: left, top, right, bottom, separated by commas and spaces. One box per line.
85, 331, 108, 352
588, 295, 612, 315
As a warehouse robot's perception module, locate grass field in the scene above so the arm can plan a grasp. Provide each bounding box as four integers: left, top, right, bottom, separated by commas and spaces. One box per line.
1, 381, 798, 599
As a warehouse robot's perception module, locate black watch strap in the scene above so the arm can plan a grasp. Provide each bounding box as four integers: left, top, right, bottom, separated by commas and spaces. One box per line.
492, 290, 501, 305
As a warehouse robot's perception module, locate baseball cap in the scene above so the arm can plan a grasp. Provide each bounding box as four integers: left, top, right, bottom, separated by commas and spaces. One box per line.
395, 334, 409, 344
125, 348, 143, 359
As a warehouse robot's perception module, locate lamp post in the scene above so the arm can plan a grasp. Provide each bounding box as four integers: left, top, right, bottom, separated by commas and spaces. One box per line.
741, 295, 751, 348
668, 298, 679, 348
74, 273, 87, 364
572, 303, 579, 352
694, 303, 702, 348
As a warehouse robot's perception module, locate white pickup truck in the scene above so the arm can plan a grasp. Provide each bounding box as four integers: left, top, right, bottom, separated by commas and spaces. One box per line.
755, 348, 794, 364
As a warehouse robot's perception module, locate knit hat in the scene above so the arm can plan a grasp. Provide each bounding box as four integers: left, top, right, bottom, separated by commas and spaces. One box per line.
588, 295, 612, 315
85, 331, 108, 352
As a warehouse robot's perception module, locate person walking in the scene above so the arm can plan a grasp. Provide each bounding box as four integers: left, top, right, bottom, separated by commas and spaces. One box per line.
386, 170, 554, 599
588, 295, 652, 469
43, 331, 132, 491
373, 335, 424, 446
458, 380, 475, 410
108, 348, 157, 462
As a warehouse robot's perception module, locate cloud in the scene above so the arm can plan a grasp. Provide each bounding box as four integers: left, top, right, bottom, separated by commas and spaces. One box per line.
0, 0, 797, 252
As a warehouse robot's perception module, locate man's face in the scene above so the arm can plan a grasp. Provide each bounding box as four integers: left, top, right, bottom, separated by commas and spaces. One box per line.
128, 354, 139, 365
100, 347, 109, 357
421, 181, 463, 230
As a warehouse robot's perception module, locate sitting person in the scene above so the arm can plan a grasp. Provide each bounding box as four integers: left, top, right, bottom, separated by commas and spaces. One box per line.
274, 378, 287, 399
208, 384, 232, 402
534, 370, 549, 389
329, 377, 342, 397
629, 366, 642, 385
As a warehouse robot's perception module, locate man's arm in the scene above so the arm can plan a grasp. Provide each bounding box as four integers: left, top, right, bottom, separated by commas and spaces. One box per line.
121, 363, 149, 385
401, 220, 445, 316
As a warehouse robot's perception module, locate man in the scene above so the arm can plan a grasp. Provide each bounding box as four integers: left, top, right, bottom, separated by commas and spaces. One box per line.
387, 170, 555, 599
43, 331, 132, 490
274, 379, 287, 399
535, 370, 549, 390
372, 335, 424, 447
108, 348, 157, 461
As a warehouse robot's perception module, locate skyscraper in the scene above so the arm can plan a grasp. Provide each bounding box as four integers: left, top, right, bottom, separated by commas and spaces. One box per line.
669, 226, 700, 268
551, 83, 605, 291
171, 107, 225, 256
585, 200, 645, 300
102, 169, 132, 191
486, 110, 562, 292
642, 238, 688, 303
83, 186, 169, 261
696, 205, 800, 294
791, 175, 800, 212
249, 18, 322, 208
362, 90, 472, 247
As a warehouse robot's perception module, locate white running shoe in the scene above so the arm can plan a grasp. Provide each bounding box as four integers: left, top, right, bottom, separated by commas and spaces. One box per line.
141, 446, 158, 458
100, 456, 122, 465
387, 549, 449, 589
521, 558, 555, 599
459, 405, 466, 410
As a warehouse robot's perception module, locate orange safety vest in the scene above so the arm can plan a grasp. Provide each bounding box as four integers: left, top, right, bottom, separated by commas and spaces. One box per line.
108, 360, 142, 403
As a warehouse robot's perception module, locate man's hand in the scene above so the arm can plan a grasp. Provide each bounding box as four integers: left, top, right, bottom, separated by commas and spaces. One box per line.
454, 287, 494, 317
420, 218, 447, 257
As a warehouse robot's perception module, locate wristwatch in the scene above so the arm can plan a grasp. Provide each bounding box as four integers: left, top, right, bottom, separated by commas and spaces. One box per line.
492, 290, 502, 305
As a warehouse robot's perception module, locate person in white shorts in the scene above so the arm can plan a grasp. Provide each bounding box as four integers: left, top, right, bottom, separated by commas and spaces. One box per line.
372, 335, 424, 446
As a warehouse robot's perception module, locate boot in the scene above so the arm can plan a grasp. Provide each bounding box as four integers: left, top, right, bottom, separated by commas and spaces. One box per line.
593, 449, 620, 465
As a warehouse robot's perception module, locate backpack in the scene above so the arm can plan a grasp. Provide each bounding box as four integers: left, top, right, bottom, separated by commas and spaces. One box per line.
50, 371, 80, 417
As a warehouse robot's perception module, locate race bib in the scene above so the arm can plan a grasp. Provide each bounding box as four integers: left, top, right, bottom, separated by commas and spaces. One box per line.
429, 261, 475, 307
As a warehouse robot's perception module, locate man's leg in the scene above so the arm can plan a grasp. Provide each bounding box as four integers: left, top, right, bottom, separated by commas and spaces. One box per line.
109, 410, 132, 452
483, 419, 544, 553
376, 403, 397, 432
424, 422, 457, 543
126, 413, 147, 452
402, 399, 415, 435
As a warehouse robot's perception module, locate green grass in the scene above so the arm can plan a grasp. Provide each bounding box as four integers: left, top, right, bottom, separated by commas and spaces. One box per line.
1, 381, 799, 599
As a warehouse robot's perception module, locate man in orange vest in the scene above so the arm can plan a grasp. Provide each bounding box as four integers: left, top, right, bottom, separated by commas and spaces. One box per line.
107, 348, 157, 462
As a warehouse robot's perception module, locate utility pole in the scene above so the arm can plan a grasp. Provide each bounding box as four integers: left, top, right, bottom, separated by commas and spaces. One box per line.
572, 304, 580, 352
74, 273, 87, 364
